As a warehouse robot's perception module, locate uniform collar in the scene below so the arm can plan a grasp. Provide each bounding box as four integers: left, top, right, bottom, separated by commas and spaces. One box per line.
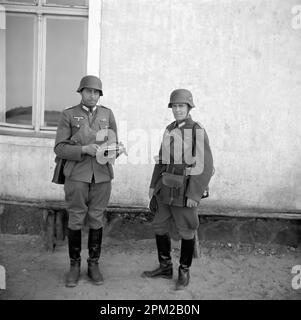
175, 115, 193, 128
81, 104, 97, 114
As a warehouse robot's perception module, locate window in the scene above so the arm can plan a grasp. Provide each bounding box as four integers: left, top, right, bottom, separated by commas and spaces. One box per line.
44, 17, 87, 127
5, 13, 34, 126
0, 0, 90, 133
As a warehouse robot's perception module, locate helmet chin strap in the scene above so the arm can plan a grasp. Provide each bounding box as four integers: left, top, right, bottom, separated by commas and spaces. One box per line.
186, 107, 193, 118
183, 109, 191, 120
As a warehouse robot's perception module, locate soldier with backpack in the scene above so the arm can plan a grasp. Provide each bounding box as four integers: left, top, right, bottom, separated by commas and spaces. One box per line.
142, 89, 214, 290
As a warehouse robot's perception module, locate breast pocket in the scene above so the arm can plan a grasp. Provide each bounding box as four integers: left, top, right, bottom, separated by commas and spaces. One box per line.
98, 118, 109, 130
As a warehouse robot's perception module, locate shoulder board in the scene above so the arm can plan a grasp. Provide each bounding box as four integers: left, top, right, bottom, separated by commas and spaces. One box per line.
97, 104, 110, 110
194, 121, 204, 129
65, 106, 76, 110
166, 121, 176, 130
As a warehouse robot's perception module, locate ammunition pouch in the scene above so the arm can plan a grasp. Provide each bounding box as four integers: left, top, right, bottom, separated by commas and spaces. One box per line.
162, 172, 185, 188
160, 172, 188, 207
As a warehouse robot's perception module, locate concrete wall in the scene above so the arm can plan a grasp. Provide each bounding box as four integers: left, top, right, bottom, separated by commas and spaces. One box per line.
0, 136, 60, 201
1, 0, 301, 210
99, 0, 301, 209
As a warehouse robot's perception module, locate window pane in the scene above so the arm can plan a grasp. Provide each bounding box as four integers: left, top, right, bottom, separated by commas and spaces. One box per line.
44, 17, 87, 127
5, 14, 34, 125
45, 0, 88, 6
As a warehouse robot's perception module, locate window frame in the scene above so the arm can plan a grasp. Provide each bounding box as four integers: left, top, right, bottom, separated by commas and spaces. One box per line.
0, 0, 101, 137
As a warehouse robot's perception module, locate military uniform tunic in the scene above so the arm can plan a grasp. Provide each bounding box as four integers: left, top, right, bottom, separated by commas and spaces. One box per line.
54, 103, 118, 230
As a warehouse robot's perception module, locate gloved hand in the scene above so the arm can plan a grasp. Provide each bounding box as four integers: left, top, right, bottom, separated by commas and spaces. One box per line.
149, 195, 158, 214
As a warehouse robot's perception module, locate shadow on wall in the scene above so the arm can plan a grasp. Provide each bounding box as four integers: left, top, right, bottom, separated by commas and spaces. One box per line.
6, 106, 61, 127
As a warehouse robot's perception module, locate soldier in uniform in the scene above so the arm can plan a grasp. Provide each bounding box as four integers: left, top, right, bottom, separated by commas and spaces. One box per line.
54, 75, 118, 287
142, 89, 214, 290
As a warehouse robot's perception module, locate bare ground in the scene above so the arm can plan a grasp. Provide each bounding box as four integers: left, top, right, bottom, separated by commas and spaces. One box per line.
0, 234, 300, 300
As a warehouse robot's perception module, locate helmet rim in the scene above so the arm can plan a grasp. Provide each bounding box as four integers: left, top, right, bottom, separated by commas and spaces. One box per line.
168, 89, 195, 108
77, 75, 103, 96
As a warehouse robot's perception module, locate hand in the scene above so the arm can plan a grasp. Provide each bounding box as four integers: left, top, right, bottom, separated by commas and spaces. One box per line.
149, 188, 154, 200
82, 144, 99, 157
186, 198, 199, 208
118, 141, 128, 156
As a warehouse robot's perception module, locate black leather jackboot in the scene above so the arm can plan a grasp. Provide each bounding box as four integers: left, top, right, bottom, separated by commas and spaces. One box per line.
87, 228, 104, 285
142, 234, 173, 279
65, 228, 81, 288
176, 237, 195, 290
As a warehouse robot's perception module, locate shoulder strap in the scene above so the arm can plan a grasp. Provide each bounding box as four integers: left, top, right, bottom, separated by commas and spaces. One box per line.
97, 105, 111, 119
194, 121, 204, 130
65, 104, 79, 110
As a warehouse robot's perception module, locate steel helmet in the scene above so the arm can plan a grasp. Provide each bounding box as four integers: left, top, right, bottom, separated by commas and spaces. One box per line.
168, 89, 195, 108
77, 75, 103, 96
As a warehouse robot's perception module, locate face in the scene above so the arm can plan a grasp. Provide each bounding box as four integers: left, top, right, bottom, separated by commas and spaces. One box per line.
171, 103, 189, 121
80, 88, 101, 108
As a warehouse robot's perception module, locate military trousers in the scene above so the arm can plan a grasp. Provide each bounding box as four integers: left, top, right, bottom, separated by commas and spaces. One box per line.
64, 177, 111, 230
152, 195, 199, 240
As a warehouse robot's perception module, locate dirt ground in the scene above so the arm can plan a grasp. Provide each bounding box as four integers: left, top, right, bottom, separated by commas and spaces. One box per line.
0, 233, 300, 300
